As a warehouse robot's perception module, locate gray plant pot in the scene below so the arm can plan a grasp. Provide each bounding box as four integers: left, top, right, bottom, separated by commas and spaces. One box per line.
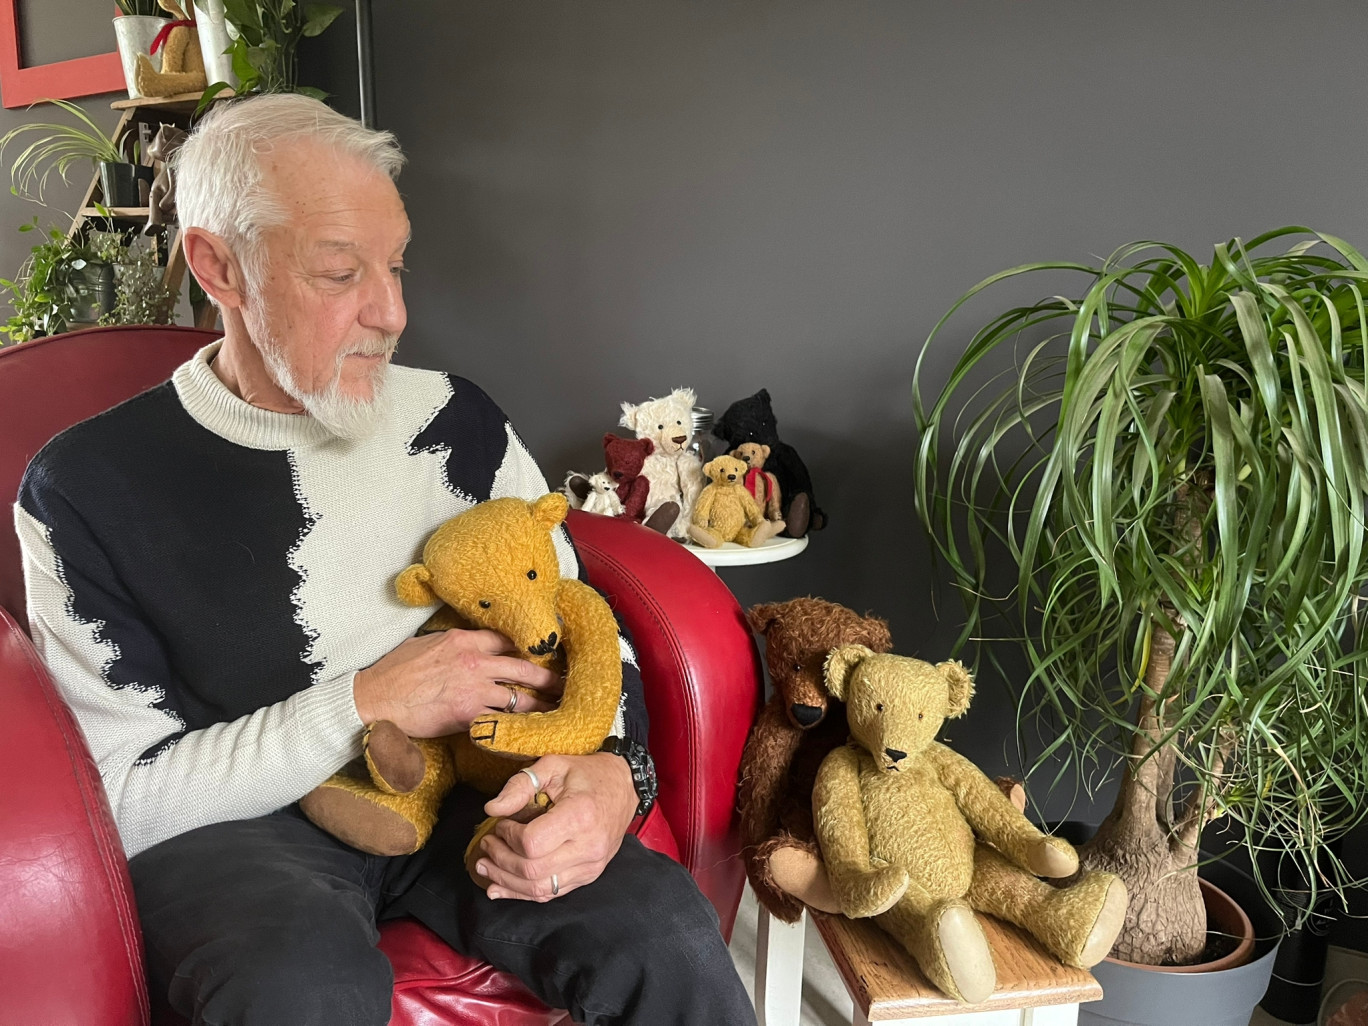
1079, 859, 1283, 1026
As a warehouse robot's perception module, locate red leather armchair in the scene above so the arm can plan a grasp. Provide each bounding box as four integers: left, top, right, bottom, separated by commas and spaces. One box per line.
0, 326, 762, 1026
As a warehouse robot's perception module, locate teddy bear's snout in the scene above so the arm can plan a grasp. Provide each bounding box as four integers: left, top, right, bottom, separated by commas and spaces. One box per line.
884, 747, 907, 768
790, 703, 824, 727
727, 473, 737, 481
672, 435, 688, 446
527, 630, 559, 656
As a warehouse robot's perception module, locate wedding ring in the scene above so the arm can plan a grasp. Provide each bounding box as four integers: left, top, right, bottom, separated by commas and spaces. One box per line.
519, 766, 542, 793
551, 873, 560, 896
504, 686, 518, 713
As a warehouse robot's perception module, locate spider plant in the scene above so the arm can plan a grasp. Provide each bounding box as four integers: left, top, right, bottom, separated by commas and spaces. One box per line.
913, 228, 1368, 966
0, 99, 128, 205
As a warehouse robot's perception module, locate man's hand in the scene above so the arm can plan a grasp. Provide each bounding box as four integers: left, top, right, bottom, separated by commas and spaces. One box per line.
353, 629, 562, 737
475, 752, 638, 901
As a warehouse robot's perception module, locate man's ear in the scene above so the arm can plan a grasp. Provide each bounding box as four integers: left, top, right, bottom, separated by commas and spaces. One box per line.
939, 660, 975, 718
824, 644, 874, 700
395, 564, 438, 607
181, 227, 249, 310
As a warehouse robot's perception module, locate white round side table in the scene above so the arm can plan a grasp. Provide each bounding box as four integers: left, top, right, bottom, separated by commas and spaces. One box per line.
684, 534, 808, 569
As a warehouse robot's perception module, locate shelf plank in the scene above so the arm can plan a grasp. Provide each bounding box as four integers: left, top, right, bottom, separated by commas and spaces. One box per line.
109, 91, 231, 112
79, 206, 151, 219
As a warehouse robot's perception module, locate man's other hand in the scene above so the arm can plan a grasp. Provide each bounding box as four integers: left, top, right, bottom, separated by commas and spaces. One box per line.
353, 629, 562, 737
474, 752, 638, 901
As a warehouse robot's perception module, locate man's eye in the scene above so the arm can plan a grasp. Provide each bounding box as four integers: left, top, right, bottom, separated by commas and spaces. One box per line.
327, 273, 355, 284
390, 265, 407, 277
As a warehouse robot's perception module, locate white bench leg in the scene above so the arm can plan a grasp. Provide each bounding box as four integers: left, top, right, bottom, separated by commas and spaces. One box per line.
754, 902, 806, 1026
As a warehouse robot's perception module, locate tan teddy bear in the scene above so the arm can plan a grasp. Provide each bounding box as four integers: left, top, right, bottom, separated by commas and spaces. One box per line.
300, 494, 623, 886
689, 455, 785, 548
813, 645, 1127, 1004
730, 442, 783, 521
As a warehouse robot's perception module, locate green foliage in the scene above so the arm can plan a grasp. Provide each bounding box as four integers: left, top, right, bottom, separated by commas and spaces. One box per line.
199, 0, 344, 110
99, 236, 179, 328
0, 99, 128, 204
913, 228, 1368, 924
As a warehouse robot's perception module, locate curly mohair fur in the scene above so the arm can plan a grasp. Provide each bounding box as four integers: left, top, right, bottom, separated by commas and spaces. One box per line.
620, 388, 705, 539
737, 597, 893, 922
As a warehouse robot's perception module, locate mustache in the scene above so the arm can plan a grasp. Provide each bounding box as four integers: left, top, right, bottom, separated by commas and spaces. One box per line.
340, 334, 400, 360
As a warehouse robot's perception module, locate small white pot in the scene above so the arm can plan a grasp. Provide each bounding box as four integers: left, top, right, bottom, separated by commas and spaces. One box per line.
112, 15, 171, 98
193, 0, 239, 91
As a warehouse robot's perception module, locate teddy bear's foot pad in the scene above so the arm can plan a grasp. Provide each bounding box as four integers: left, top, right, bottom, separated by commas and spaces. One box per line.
769, 843, 840, 914
364, 720, 427, 794
938, 904, 996, 1005
1075, 874, 1128, 967
299, 787, 421, 856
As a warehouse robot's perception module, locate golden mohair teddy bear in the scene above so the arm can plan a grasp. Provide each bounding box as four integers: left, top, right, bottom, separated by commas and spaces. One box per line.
300, 494, 623, 885
688, 455, 785, 548
133, 0, 207, 98
813, 645, 1128, 1004
731, 442, 783, 522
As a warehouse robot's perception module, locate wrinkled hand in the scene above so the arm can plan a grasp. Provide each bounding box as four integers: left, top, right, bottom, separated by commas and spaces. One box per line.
475, 752, 637, 901
353, 628, 562, 738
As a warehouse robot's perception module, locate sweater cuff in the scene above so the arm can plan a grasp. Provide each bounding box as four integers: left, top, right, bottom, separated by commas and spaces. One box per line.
290, 671, 366, 766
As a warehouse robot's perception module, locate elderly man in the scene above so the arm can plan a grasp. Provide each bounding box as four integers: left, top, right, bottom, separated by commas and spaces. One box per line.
15, 94, 755, 1026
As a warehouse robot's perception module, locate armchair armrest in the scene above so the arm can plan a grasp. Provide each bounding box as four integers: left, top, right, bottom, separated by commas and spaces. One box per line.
0, 604, 149, 1026
565, 511, 762, 936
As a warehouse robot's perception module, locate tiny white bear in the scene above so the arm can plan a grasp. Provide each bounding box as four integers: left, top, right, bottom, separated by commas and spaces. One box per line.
580, 472, 625, 516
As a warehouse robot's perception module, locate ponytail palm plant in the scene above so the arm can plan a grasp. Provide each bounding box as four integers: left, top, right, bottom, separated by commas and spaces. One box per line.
913, 228, 1368, 966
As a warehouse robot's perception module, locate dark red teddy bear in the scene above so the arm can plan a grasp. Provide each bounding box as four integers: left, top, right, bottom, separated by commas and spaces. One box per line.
601, 433, 654, 522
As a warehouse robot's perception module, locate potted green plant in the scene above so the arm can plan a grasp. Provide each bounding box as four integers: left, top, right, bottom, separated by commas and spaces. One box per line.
913, 228, 1368, 1025
113, 1, 173, 99
0, 223, 117, 344
0, 99, 147, 208
199, 0, 344, 107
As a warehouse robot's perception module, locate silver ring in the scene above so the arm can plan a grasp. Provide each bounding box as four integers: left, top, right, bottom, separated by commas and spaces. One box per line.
504, 686, 518, 713
551, 873, 560, 896
519, 766, 541, 793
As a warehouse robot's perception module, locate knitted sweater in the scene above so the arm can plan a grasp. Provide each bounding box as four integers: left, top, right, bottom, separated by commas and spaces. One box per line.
15, 342, 646, 858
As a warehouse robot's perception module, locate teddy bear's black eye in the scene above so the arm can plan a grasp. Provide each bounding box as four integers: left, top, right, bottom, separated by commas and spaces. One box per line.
479, 600, 491, 609
918, 712, 924, 720
527, 569, 537, 580
876, 702, 884, 713
793, 662, 802, 672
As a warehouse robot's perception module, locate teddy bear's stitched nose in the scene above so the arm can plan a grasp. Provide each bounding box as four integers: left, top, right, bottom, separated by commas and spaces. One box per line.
527, 631, 559, 656
727, 473, 736, 481
884, 747, 907, 764
672, 435, 688, 445
790, 703, 823, 727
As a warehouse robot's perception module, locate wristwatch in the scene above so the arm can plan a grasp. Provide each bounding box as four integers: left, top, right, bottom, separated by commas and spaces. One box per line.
600, 736, 658, 818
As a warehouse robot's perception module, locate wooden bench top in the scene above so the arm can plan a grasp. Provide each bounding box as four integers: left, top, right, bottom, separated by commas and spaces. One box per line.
814, 910, 1103, 1021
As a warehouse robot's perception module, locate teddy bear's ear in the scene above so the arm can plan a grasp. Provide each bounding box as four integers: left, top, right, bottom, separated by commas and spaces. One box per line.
671, 386, 697, 407
939, 660, 975, 718
619, 401, 640, 433
638, 437, 655, 456
760, 444, 771, 459
602, 431, 620, 449
855, 614, 894, 654
395, 563, 438, 607
532, 493, 569, 529
746, 602, 781, 635
824, 644, 874, 700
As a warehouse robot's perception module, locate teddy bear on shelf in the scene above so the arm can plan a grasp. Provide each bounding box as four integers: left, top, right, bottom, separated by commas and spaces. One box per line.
564, 434, 673, 531
713, 389, 825, 538
688, 455, 785, 549
580, 471, 625, 516
813, 645, 1128, 1004
133, 0, 208, 98
730, 442, 783, 522
299, 494, 623, 885
738, 598, 893, 923
620, 387, 705, 541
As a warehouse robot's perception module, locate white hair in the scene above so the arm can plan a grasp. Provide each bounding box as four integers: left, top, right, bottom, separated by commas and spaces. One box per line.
174, 93, 405, 290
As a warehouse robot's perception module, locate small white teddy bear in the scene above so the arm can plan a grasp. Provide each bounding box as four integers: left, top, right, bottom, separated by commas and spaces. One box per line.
579, 471, 625, 517
619, 387, 706, 539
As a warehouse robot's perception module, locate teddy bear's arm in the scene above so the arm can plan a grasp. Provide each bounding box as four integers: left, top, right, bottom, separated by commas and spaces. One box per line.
692, 485, 717, 525
738, 698, 807, 848
764, 472, 782, 519
621, 477, 650, 520
929, 744, 1078, 878
813, 746, 918, 918
740, 488, 763, 527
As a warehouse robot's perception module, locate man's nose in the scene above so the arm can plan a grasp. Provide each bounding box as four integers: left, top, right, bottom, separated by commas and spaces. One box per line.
362, 267, 407, 336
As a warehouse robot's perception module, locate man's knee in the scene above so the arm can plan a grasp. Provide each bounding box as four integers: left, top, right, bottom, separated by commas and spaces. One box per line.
171, 917, 393, 1026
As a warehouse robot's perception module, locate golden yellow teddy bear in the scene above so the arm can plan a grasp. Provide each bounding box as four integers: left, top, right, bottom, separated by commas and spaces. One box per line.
300, 494, 623, 884
813, 645, 1128, 1004
688, 454, 785, 548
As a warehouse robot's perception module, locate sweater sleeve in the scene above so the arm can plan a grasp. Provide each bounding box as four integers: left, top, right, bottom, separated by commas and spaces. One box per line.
15, 493, 364, 859
477, 386, 651, 746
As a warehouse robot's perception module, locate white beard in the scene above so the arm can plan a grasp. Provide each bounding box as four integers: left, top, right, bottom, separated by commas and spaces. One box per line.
256, 328, 398, 441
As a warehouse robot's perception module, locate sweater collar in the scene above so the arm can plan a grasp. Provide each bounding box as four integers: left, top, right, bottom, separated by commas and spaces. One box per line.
172, 340, 336, 451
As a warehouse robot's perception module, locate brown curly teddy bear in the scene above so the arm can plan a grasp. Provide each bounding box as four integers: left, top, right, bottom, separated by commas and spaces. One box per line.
814, 646, 1127, 1003
737, 598, 893, 922
300, 494, 623, 886
689, 454, 785, 548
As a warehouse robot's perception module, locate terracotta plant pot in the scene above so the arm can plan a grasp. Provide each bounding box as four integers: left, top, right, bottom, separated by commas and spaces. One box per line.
1105, 878, 1255, 974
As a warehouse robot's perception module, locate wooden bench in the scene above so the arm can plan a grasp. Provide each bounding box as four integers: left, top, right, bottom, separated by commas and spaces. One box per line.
755, 902, 1102, 1025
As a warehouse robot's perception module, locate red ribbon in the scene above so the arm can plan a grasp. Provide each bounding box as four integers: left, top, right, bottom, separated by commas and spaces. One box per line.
150, 19, 196, 55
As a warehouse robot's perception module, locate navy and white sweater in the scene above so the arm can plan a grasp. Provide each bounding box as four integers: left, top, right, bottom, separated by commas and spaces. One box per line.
15, 341, 646, 858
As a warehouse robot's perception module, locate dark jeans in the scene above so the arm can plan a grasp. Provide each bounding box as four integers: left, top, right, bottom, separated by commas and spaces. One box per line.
129, 784, 755, 1026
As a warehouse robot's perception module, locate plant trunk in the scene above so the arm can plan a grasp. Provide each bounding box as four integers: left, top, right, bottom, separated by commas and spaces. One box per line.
1077, 622, 1207, 965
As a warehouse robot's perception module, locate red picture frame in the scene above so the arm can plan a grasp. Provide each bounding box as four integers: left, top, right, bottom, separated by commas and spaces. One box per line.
0, 1, 124, 109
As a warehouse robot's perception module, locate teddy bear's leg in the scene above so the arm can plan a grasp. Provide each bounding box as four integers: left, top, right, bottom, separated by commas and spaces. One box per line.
737, 519, 785, 547
763, 836, 840, 915
300, 740, 457, 856
644, 500, 680, 535
878, 897, 996, 1004
966, 843, 1128, 969
362, 720, 428, 794
688, 522, 723, 548
782, 493, 811, 538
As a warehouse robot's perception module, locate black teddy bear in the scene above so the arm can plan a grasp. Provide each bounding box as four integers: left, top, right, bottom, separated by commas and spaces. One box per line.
712, 389, 826, 538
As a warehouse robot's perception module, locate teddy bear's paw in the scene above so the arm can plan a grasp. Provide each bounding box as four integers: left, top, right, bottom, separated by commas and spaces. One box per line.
644, 502, 680, 535
687, 523, 722, 548
1063, 872, 1129, 968
936, 903, 996, 1004
1028, 835, 1079, 878
363, 720, 427, 794
769, 842, 840, 914
841, 864, 909, 918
